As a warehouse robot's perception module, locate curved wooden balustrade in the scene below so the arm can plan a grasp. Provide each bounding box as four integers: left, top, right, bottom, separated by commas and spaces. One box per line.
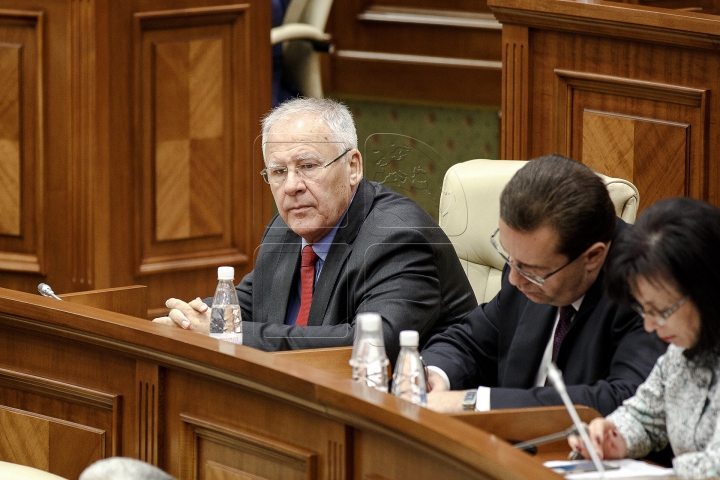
0, 287, 561, 480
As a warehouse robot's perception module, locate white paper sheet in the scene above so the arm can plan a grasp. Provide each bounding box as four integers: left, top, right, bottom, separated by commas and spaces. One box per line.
543, 459, 675, 478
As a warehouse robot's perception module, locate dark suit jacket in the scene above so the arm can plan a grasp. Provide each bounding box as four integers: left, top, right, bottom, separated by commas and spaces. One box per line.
234, 179, 478, 361
421, 221, 668, 416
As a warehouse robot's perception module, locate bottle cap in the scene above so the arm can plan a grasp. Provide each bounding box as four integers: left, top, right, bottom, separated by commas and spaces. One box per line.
399, 330, 419, 347
217, 266, 235, 280
358, 313, 381, 332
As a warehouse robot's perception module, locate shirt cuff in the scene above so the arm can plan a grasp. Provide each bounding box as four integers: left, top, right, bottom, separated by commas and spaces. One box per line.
475, 386, 491, 411
427, 366, 451, 390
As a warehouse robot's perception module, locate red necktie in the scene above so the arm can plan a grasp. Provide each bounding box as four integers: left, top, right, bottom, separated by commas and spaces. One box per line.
552, 305, 576, 362
295, 245, 319, 326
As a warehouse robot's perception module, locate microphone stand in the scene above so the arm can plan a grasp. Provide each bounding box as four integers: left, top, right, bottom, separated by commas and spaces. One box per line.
513, 424, 578, 454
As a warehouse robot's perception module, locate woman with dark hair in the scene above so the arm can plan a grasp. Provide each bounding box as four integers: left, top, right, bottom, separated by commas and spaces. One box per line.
568, 197, 720, 479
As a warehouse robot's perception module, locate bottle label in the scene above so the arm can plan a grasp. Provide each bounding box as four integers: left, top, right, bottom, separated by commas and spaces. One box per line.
209, 332, 243, 344
210, 304, 242, 337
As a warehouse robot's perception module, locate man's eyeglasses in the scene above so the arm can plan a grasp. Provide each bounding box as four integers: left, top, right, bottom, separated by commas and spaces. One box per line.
631, 296, 688, 326
260, 149, 351, 185
490, 228, 578, 287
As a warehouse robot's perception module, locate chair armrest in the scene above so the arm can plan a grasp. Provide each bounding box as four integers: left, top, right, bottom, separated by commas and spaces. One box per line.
271, 23, 331, 44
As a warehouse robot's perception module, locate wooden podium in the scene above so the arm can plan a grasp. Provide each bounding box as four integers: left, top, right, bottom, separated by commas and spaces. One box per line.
0, 286, 568, 480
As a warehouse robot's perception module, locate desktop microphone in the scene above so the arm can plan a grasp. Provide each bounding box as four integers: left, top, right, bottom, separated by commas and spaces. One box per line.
513, 424, 578, 454
38, 283, 62, 300
547, 362, 606, 479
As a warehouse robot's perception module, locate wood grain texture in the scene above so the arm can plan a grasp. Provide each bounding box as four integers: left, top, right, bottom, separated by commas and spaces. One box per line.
0, 286, 563, 480
0, 9, 43, 276
0, 405, 105, 479
501, 24, 529, 160
61, 285, 148, 319
582, 111, 689, 210
0, 0, 272, 321
326, 1, 502, 106
0, 45, 20, 236
490, 0, 720, 209
136, 361, 161, 466
451, 405, 600, 456
181, 414, 317, 480
134, 5, 259, 316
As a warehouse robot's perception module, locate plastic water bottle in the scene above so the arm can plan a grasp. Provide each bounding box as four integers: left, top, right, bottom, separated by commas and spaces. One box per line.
391, 330, 427, 406
209, 266, 242, 344
349, 313, 389, 392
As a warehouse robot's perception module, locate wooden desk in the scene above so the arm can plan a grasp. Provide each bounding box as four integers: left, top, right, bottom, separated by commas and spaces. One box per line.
0, 287, 562, 480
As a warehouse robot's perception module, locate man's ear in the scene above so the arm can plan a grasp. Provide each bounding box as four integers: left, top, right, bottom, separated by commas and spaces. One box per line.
348, 149, 363, 186
584, 241, 609, 272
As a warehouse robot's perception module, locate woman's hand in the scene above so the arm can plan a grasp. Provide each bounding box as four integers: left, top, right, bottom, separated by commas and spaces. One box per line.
568, 418, 628, 460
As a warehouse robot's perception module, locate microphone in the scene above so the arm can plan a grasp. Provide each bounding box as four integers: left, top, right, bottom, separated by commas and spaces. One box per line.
547, 362, 606, 478
513, 424, 578, 454
37, 283, 62, 301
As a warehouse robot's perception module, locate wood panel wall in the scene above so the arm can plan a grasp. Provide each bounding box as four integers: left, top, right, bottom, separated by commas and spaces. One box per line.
489, 0, 720, 211
0, 0, 273, 316
325, 0, 502, 106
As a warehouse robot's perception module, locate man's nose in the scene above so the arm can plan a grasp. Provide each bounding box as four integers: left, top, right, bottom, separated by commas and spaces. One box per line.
283, 168, 306, 194
507, 265, 531, 288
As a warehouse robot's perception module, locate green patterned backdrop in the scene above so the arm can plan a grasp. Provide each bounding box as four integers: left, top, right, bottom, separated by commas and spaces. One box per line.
338, 98, 500, 222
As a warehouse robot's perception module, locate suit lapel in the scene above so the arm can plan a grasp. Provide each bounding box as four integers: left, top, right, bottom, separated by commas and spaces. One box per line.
502, 302, 557, 387
306, 179, 375, 327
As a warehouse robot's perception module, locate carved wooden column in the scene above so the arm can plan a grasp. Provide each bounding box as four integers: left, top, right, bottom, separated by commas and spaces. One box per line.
500, 24, 529, 160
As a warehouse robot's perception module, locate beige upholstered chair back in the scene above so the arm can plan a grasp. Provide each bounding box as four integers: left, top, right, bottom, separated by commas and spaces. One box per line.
439, 159, 640, 303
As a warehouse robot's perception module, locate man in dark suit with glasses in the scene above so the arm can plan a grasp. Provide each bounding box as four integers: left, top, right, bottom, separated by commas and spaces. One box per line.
422, 154, 667, 416
154, 97, 477, 361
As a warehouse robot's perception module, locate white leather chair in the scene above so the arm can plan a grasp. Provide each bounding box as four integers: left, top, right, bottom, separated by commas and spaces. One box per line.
0, 461, 67, 480
439, 159, 640, 303
271, 0, 334, 98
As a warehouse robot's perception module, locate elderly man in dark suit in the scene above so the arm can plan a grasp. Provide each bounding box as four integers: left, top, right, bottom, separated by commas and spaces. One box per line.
423, 154, 667, 416
154, 98, 477, 361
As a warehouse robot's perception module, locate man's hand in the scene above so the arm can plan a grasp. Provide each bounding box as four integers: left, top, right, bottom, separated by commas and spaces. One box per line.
152, 297, 211, 335
426, 369, 449, 393
426, 390, 468, 413
568, 418, 627, 461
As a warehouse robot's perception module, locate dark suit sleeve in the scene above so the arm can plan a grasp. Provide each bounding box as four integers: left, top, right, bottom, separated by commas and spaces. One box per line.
240, 227, 446, 361
489, 309, 666, 416
421, 292, 503, 389
236, 271, 253, 323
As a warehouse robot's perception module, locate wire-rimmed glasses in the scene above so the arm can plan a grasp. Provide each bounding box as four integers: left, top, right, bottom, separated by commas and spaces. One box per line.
631, 296, 689, 326
490, 228, 579, 287
260, 148, 351, 185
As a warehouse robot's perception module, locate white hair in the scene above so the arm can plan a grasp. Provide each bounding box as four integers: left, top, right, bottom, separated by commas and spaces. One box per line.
79, 458, 176, 480
261, 97, 358, 159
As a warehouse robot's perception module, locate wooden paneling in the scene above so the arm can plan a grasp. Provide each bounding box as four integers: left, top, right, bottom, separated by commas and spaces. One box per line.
0, 406, 104, 478
0, 10, 43, 275
134, 5, 264, 314
0, 286, 562, 480
0, 0, 273, 318
0, 46, 20, 236
180, 414, 318, 480
581, 111, 689, 210
490, 0, 720, 210
500, 25, 529, 160
326, 1, 502, 105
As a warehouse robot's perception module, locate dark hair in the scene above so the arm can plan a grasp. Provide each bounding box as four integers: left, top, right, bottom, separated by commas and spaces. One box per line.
500, 153, 616, 259
605, 197, 720, 359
